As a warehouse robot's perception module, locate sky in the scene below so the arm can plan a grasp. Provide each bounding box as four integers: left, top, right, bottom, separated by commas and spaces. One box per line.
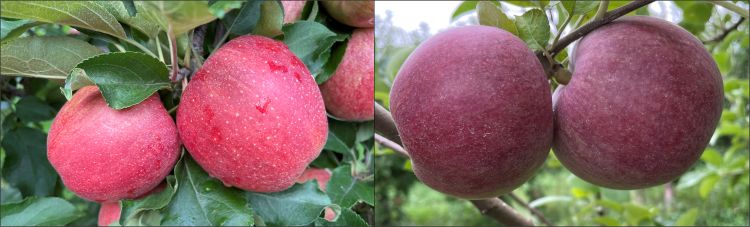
375, 1, 463, 34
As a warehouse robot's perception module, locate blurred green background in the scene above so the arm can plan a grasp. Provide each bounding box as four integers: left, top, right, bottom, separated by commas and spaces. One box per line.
374, 1, 749, 226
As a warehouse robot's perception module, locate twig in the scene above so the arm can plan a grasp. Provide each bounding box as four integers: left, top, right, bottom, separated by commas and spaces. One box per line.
374, 102, 535, 226
545, 0, 655, 57
374, 134, 409, 158
703, 17, 746, 44
508, 193, 553, 226
711, 1, 750, 19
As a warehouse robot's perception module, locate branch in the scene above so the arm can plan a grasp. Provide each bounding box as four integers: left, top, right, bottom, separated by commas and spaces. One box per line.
374, 134, 409, 158
546, 0, 655, 57
374, 102, 535, 226
703, 17, 746, 44
508, 193, 553, 226
711, 1, 750, 19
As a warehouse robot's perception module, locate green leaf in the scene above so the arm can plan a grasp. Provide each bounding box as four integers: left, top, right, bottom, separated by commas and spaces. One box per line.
674, 2, 713, 35
96, 1, 161, 37
451, 1, 479, 21
223, 0, 263, 35
699, 173, 720, 198
593, 217, 621, 226
162, 155, 254, 226
674, 208, 699, 226
356, 121, 374, 142
315, 40, 348, 84
700, 148, 723, 167
65, 51, 170, 110
15, 96, 56, 122
514, 8, 551, 50
1, 127, 58, 197
0, 182, 22, 205
1, 37, 101, 79
0, 1, 126, 39
121, 0, 137, 16
282, 21, 348, 79
622, 203, 653, 225
0, 197, 81, 226
314, 209, 367, 226
676, 170, 709, 189
120, 177, 177, 225
477, 1, 518, 36
247, 181, 333, 226
562, 1, 598, 16
504, 1, 541, 8
1, 19, 36, 43
252, 1, 284, 37
141, 1, 217, 36
325, 131, 350, 154
208, 0, 243, 19
327, 165, 374, 208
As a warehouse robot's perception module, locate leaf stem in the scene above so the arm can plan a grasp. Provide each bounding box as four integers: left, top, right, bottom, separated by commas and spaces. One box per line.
122, 38, 157, 58
594, 1, 609, 20
711, 1, 750, 19
551, 14, 572, 49
155, 34, 165, 63
168, 25, 179, 82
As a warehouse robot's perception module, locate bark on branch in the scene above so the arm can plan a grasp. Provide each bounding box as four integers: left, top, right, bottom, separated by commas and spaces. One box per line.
374, 102, 534, 226
703, 17, 746, 44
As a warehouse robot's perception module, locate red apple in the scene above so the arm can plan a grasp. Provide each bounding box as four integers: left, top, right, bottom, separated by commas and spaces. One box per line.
281, 1, 306, 24
319, 28, 374, 121
390, 26, 552, 199
47, 86, 180, 202
97, 182, 167, 226
177, 35, 328, 193
320, 1, 374, 28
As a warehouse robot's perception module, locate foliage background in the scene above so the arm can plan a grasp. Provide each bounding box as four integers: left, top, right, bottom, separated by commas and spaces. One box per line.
374, 1, 749, 226
0, 1, 374, 226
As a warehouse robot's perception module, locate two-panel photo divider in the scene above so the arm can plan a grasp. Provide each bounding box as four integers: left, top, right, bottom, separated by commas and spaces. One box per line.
0, 1, 748, 226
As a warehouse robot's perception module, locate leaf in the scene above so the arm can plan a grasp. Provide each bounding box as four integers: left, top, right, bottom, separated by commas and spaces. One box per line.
96, 1, 161, 37
477, 1, 518, 36
0, 183, 22, 205
1, 127, 58, 197
562, 1, 598, 16
208, 0, 243, 19
282, 21, 348, 79
15, 96, 56, 122
325, 131, 350, 154
674, 2, 714, 35
622, 203, 653, 225
252, 1, 284, 37
162, 155, 254, 226
699, 173, 720, 198
0, 19, 35, 42
593, 217, 621, 226
64, 51, 170, 109
1, 37, 101, 79
514, 8, 551, 50
528, 195, 572, 208
326, 165, 374, 208
677, 170, 709, 189
451, 1, 479, 21
504, 1, 540, 8
674, 208, 699, 226
0, 1, 126, 39
247, 182, 332, 226
121, 0, 137, 16
141, 1, 217, 36
700, 148, 723, 167
223, 0, 263, 35
0, 197, 81, 226
315, 40, 347, 84
356, 121, 374, 142
314, 209, 367, 226
120, 176, 177, 225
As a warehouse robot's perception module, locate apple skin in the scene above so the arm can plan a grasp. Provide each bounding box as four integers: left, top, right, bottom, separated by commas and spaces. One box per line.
553, 16, 723, 189
177, 35, 328, 193
47, 86, 180, 203
296, 168, 335, 221
281, 1, 306, 24
319, 28, 374, 121
320, 1, 374, 28
390, 26, 553, 199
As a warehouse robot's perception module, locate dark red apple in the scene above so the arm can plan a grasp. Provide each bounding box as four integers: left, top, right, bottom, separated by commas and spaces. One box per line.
47, 86, 180, 202
390, 26, 553, 199
554, 16, 723, 189
177, 35, 328, 193
319, 28, 374, 121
